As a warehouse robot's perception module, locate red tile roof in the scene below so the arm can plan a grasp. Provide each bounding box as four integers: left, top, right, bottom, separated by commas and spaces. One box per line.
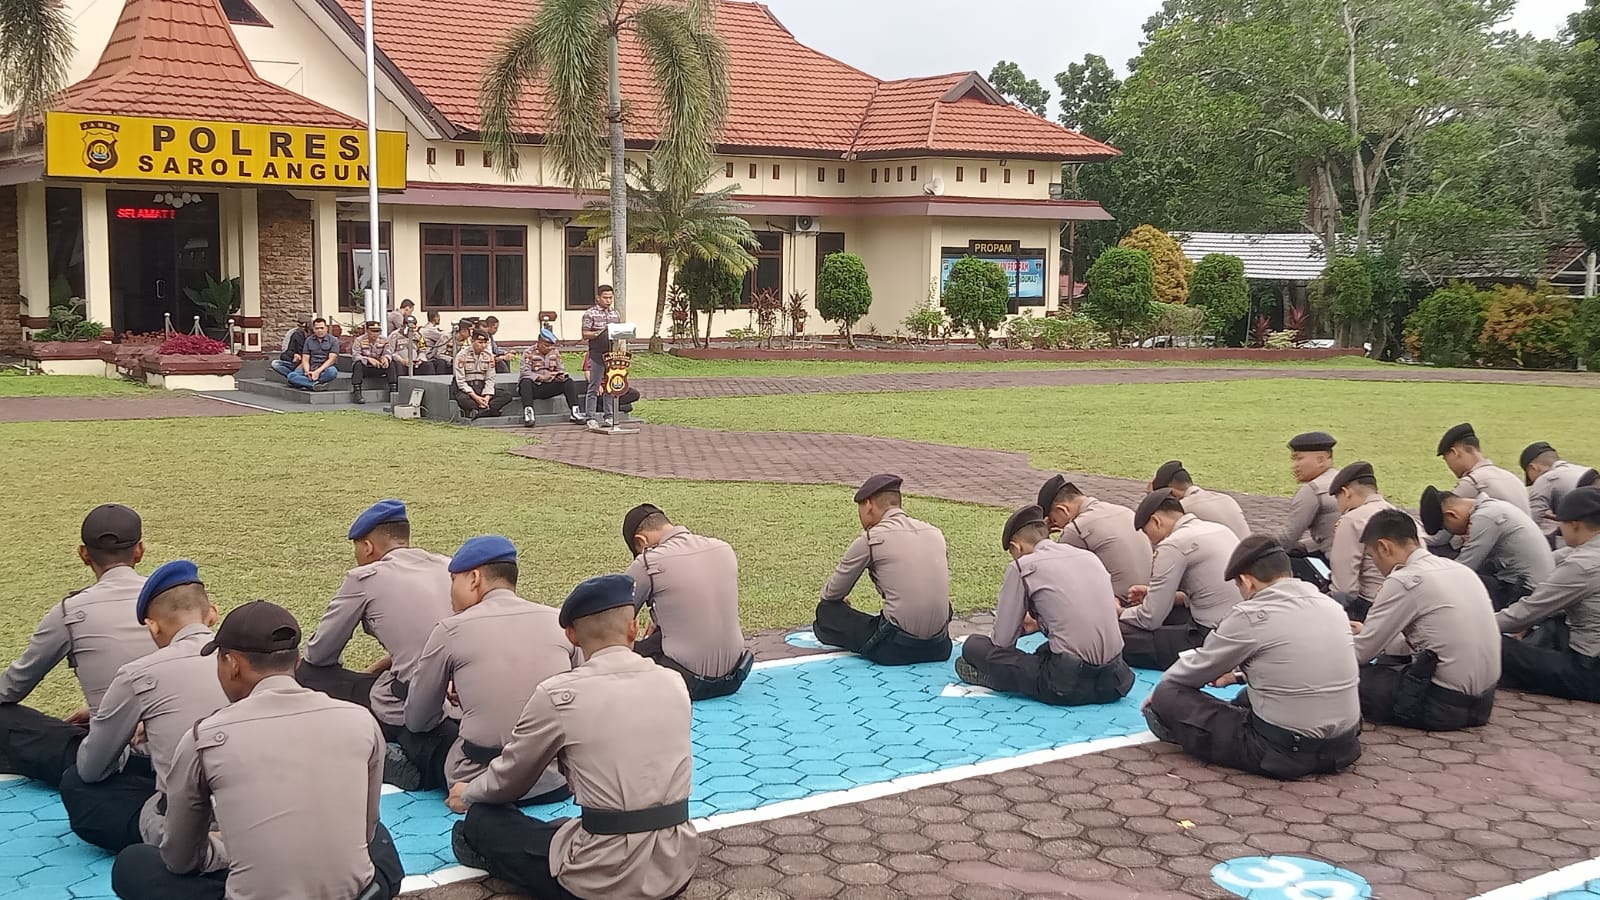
332, 0, 1114, 161
56, 0, 360, 127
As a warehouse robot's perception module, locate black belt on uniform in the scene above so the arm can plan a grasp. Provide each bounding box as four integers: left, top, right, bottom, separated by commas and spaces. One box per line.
1248, 714, 1357, 754
460, 739, 502, 765
580, 799, 690, 835
1431, 684, 1496, 709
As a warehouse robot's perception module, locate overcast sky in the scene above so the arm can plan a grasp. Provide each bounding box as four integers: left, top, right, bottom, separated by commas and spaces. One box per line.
759, 0, 1585, 94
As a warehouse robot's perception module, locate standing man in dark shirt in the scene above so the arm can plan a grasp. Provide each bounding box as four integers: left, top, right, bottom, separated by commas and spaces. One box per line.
582, 285, 622, 427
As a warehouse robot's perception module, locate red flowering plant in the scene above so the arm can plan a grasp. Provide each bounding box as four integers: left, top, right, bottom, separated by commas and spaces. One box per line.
157, 334, 229, 355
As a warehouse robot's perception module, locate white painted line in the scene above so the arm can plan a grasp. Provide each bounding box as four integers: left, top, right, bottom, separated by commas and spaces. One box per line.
752, 650, 850, 670
939, 683, 997, 699
380, 783, 404, 795
0, 774, 24, 784
1468, 856, 1600, 900
196, 393, 282, 414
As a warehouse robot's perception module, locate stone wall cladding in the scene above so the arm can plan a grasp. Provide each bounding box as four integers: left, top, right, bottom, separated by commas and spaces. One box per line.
0, 186, 20, 353
256, 190, 314, 345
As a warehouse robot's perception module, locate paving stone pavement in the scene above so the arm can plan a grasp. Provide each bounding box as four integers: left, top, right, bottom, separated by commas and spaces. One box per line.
0, 394, 267, 422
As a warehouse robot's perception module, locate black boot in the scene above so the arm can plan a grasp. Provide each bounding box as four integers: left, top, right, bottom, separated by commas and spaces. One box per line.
352, 387, 366, 404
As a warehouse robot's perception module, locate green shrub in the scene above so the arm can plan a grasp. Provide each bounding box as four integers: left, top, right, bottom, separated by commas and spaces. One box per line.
1005, 309, 1042, 348
942, 257, 1011, 348
1189, 253, 1249, 342
1404, 283, 1488, 367
1053, 315, 1109, 349
1083, 247, 1155, 345
902, 302, 948, 341
816, 252, 873, 347
1479, 283, 1579, 369
1323, 256, 1375, 330
1145, 301, 1206, 342
1577, 293, 1600, 366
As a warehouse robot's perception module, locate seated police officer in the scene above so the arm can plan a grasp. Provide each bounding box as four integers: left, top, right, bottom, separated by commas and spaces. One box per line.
623, 505, 753, 700
1352, 510, 1500, 731
1496, 487, 1600, 701
300, 500, 454, 784
1328, 462, 1415, 621
813, 474, 954, 666
1037, 474, 1151, 603
1522, 442, 1589, 547
0, 504, 154, 786
405, 536, 576, 799
1144, 536, 1362, 780
1279, 432, 1339, 586
110, 601, 403, 900
448, 574, 698, 900
1437, 422, 1533, 514
62, 561, 229, 854
1421, 486, 1553, 609
957, 505, 1134, 706
1149, 460, 1251, 539
453, 330, 512, 419
1119, 489, 1244, 670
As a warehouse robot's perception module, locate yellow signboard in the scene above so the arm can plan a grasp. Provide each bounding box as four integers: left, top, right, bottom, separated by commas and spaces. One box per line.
44, 112, 408, 190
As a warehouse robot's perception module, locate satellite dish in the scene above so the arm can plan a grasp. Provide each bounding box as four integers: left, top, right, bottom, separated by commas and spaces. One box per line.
923, 176, 945, 196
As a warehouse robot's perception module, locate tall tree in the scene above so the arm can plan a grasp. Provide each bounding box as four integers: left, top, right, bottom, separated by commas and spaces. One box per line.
581, 160, 757, 352
1055, 53, 1117, 138
988, 61, 1050, 117
480, 0, 730, 321
0, 0, 74, 146
1566, 0, 1600, 250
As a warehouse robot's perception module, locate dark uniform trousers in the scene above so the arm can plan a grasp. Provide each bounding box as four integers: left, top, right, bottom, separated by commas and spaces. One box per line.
634, 632, 754, 701
454, 381, 513, 417
351, 360, 401, 391
812, 601, 953, 666
458, 806, 580, 900
1118, 608, 1211, 671
1499, 636, 1600, 702
295, 662, 380, 710
1145, 682, 1362, 780
1482, 574, 1533, 612
60, 755, 157, 852
961, 638, 1135, 706
1358, 653, 1494, 732
519, 378, 582, 412
111, 822, 404, 900
0, 703, 89, 787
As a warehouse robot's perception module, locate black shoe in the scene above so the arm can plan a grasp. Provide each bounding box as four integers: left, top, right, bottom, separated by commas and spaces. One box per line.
452, 820, 489, 870
382, 744, 421, 791
954, 658, 998, 690
352, 390, 366, 404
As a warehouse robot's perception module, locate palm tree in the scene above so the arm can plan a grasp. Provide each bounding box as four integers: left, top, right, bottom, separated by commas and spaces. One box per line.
479, 0, 730, 321
0, 0, 75, 147
583, 159, 757, 351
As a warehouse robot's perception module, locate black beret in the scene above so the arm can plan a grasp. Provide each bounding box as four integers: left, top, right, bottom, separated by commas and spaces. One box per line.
1224, 535, 1288, 581
1001, 505, 1048, 550
1328, 461, 1375, 496
1581, 469, 1599, 489
622, 503, 663, 557
1419, 486, 1444, 535
558, 574, 636, 628
1036, 474, 1067, 512
1288, 431, 1337, 452
854, 474, 903, 504
1520, 441, 1556, 474
1151, 460, 1188, 490
1437, 423, 1475, 456
1553, 486, 1600, 521
1134, 488, 1178, 530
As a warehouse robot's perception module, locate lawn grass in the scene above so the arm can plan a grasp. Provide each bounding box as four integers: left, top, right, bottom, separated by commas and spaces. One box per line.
0, 414, 1008, 715
0, 373, 149, 398
560, 351, 1395, 379
646, 378, 1600, 503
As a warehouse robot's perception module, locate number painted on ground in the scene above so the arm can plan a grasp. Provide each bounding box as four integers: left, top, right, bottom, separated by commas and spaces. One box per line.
1211, 856, 1372, 900
784, 630, 825, 649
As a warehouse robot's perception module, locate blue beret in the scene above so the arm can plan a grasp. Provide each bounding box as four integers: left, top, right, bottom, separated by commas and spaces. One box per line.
539, 327, 558, 343
349, 499, 408, 541
448, 535, 518, 573
559, 574, 636, 628
137, 560, 204, 624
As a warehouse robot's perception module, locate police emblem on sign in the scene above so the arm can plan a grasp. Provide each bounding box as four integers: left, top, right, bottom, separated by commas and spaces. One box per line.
79, 120, 121, 172
603, 350, 632, 395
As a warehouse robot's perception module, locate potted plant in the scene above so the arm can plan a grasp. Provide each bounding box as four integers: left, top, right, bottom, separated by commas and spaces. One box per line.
21, 297, 111, 374
138, 333, 240, 390
183, 275, 242, 340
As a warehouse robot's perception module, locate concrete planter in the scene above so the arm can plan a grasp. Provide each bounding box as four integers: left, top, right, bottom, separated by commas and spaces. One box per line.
668, 346, 1367, 364
138, 352, 240, 391
20, 340, 112, 376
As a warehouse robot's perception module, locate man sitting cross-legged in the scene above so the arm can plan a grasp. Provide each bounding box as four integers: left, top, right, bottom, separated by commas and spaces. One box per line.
1037, 475, 1150, 604
958, 505, 1134, 706
1119, 489, 1243, 670
1496, 487, 1600, 701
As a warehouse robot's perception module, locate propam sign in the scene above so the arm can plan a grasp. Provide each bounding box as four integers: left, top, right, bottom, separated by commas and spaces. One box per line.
1211, 856, 1372, 900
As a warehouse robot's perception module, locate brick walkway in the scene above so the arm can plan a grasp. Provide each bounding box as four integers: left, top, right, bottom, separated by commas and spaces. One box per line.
0, 395, 266, 423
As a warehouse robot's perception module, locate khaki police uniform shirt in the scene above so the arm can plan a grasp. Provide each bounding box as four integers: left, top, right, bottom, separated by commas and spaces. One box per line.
464, 646, 696, 900
995, 541, 1123, 665
162, 675, 384, 900
407, 589, 577, 790
1056, 497, 1152, 601
386, 331, 421, 368
1353, 548, 1502, 696
1178, 485, 1251, 539
1162, 578, 1362, 738
1497, 533, 1600, 656
1455, 459, 1533, 517
1279, 468, 1338, 555
1121, 514, 1243, 632
76, 623, 230, 851
1531, 460, 1588, 542
304, 547, 455, 726
453, 348, 495, 393
419, 324, 448, 363
0, 566, 154, 711
625, 527, 746, 678
821, 508, 951, 639
1330, 494, 1417, 601
1456, 497, 1555, 594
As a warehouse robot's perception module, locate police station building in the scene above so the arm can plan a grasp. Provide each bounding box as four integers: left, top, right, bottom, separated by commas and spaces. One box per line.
0, 0, 1115, 352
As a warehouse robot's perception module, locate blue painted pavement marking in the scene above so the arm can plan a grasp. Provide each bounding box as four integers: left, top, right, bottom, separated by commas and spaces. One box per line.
1211, 856, 1372, 899
0, 635, 1239, 898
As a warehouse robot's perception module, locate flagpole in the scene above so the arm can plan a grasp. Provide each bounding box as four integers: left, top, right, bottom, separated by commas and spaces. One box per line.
363, 0, 383, 332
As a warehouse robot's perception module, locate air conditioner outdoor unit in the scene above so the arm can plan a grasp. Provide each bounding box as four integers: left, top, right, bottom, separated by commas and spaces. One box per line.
794, 216, 820, 234
1048, 183, 1066, 200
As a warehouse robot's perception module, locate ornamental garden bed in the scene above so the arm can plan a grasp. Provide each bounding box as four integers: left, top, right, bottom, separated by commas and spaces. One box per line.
19, 340, 110, 376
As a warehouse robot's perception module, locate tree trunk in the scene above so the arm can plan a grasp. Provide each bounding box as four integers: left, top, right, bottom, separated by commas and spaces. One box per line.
704, 306, 715, 347
607, 27, 629, 320
1340, 0, 1371, 255
649, 252, 670, 353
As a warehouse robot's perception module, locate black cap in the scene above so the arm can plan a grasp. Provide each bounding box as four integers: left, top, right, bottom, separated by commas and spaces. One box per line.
1581, 469, 1599, 489
1151, 460, 1188, 490
1437, 423, 1475, 456
1134, 488, 1178, 530
202, 600, 301, 656
1520, 441, 1556, 480
854, 474, 903, 504
1036, 474, 1067, 513
1328, 461, 1375, 496
1553, 487, 1600, 522
623, 503, 663, 557
81, 504, 142, 551
1224, 535, 1289, 581
1288, 432, 1337, 452
1419, 486, 1445, 535
1001, 505, 1048, 550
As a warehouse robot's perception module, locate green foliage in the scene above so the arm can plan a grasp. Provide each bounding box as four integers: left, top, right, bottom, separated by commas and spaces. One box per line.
0, 0, 74, 147
1265, 330, 1298, 350
988, 60, 1050, 117
1577, 293, 1600, 368
1117, 225, 1191, 305
942, 257, 1011, 348
1479, 284, 1580, 369
1566, 0, 1600, 250
901, 300, 948, 342
1321, 256, 1376, 347
816, 253, 872, 346
183, 274, 242, 328
1188, 253, 1249, 342
1055, 53, 1117, 138
675, 255, 744, 349
1144, 302, 1206, 342
34, 297, 105, 342
1082, 247, 1155, 345
1405, 284, 1489, 367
